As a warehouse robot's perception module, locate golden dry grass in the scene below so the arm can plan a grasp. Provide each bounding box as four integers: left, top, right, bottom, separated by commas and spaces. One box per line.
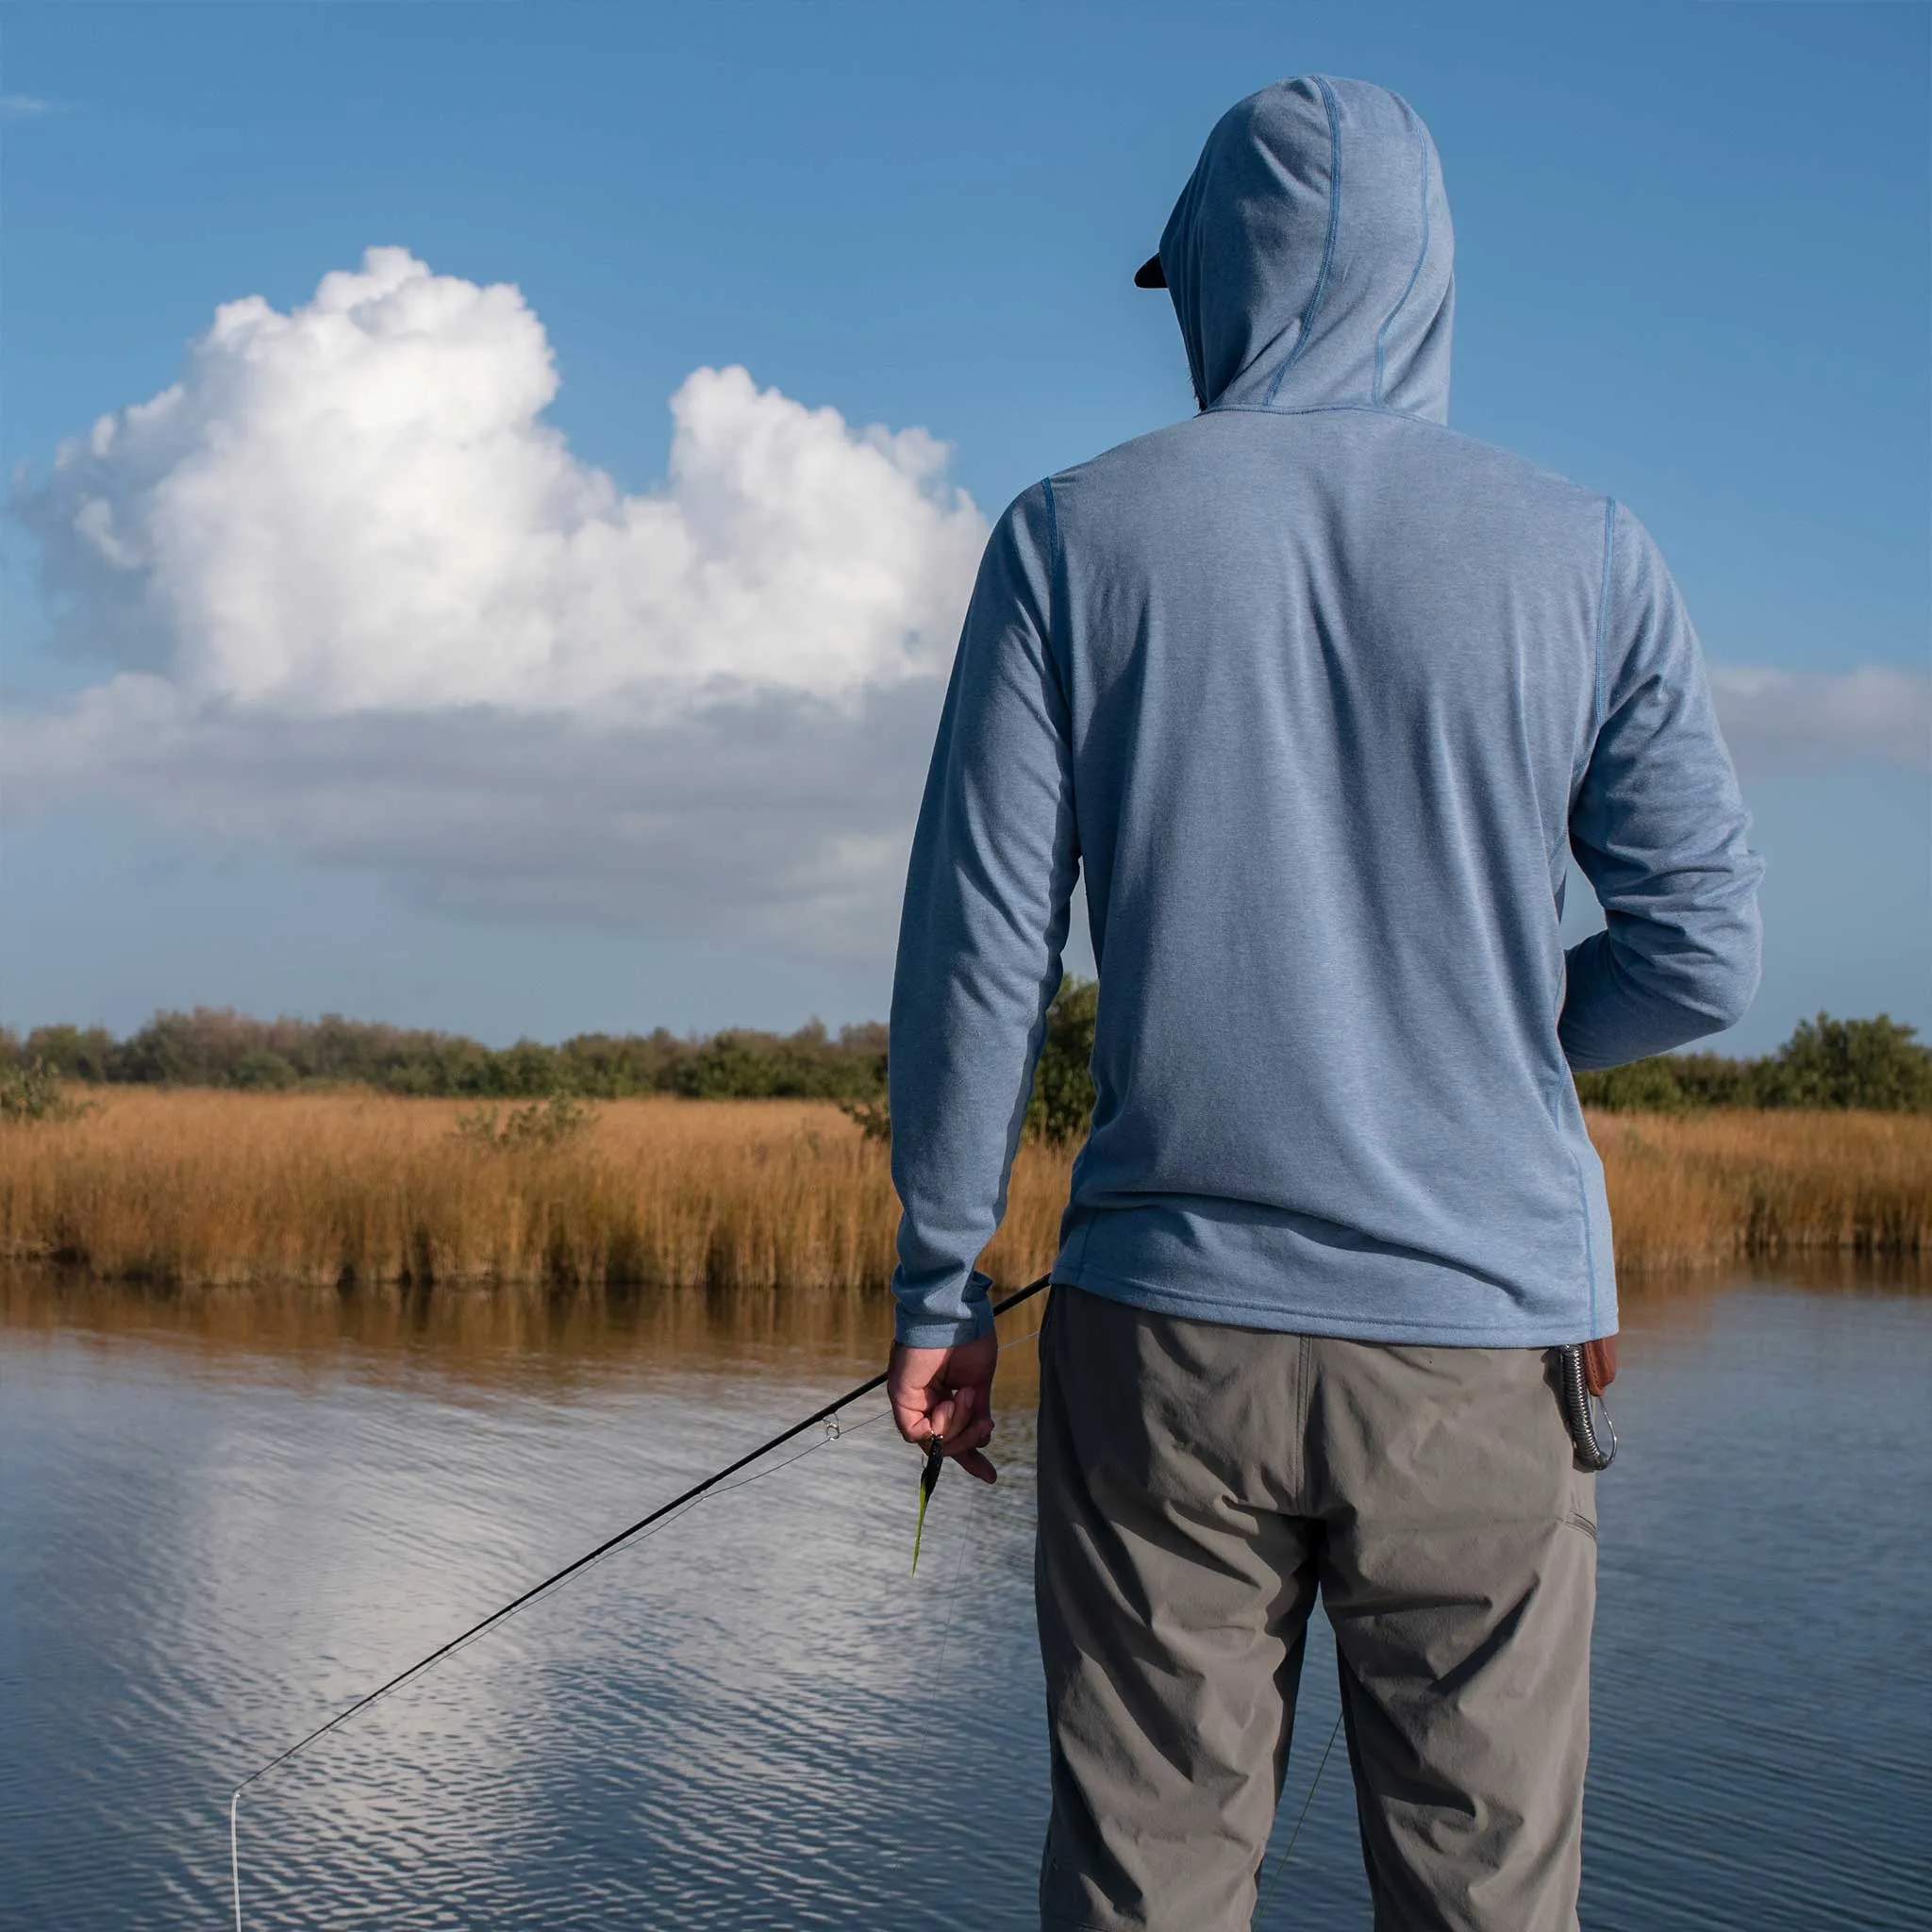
0, 1089, 1067, 1292
1588, 1108, 1930, 1269
0, 1089, 1924, 1291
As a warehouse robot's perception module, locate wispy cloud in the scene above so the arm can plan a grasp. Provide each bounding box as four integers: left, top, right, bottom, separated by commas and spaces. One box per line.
0, 94, 75, 121
1709, 662, 1931, 779
8, 248, 986, 955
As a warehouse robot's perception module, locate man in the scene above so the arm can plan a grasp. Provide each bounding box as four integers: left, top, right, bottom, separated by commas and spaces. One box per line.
884, 76, 1761, 1932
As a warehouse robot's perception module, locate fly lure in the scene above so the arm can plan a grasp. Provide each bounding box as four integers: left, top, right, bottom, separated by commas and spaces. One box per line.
911, 1431, 945, 1574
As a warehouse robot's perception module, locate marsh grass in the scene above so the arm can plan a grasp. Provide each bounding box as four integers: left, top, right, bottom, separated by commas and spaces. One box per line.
1589, 1108, 1930, 1268
0, 1089, 1923, 1292
0, 1090, 1066, 1292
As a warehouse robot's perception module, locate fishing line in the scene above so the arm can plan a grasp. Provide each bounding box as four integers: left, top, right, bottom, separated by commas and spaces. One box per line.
1255, 1707, 1344, 1922
227, 1273, 1051, 1931
704, 1404, 892, 1501
924, 1317, 1047, 1678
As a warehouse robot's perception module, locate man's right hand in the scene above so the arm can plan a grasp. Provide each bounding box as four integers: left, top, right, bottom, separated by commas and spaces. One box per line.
887, 1334, 999, 1483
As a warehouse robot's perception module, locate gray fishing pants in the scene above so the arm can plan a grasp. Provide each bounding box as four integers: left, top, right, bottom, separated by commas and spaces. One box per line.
1035, 1283, 1598, 1932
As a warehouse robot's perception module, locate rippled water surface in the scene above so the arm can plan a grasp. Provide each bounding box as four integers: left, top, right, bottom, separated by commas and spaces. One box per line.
3, 1271, 1928, 1930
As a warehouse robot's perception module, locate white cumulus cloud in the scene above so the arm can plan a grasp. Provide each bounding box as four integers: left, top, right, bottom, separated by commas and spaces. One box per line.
10, 249, 989, 953
23, 246, 985, 717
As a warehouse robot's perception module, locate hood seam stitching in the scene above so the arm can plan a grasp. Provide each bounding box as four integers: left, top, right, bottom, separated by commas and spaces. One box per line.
1373, 127, 1434, 408
1261, 75, 1343, 408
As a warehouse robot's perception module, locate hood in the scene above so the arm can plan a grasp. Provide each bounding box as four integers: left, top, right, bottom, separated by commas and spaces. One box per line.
1156, 76, 1455, 420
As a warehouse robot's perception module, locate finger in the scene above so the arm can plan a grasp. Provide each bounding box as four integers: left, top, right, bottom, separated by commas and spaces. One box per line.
942, 1414, 993, 1459
956, 1448, 998, 1485
889, 1392, 932, 1443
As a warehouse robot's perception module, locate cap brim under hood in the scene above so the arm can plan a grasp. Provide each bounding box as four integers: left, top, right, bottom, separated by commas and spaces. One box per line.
1140, 75, 1455, 422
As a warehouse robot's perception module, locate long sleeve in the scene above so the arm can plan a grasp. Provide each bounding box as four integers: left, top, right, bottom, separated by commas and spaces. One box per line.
1559, 502, 1764, 1072
888, 483, 1079, 1347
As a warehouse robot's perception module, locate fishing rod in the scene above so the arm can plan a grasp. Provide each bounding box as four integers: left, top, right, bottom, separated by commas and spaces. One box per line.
227, 1272, 1052, 1931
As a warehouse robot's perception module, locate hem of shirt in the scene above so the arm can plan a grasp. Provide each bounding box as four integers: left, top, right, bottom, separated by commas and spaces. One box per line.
1053, 1261, 1618, 1347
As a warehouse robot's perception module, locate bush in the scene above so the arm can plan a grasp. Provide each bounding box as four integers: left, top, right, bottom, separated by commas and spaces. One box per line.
0, 1061, 90, 1124
1576, 1013, 1932, 1112
6, 1024, 116, 1084
1572, 1057, 1691, 1112
1026, 977, 1099, 1144
231, 1047, 300, 1091
1750, 1012, 1932, 1110
838, 1096, 892, 1142
453, 1093, 598, 1151
1660, 1052, 1758, 1108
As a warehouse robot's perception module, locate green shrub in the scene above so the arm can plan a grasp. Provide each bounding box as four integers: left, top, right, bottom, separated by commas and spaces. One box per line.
1748, 1012, 1932, 1110
231, 1047, 299, 1091
0, 1061, 90, 1124
1026, 977, 1099, 1144
1572, 1058, 1691, 1111
838, 1096, 892, 1142
453, 1092, 597, 1151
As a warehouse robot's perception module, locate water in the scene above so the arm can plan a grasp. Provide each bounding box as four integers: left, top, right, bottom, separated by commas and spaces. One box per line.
2, 1272, 1928, 1930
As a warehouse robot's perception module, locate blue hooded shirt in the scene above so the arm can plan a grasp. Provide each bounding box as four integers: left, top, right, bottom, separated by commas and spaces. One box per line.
888, 75, 1762, 1349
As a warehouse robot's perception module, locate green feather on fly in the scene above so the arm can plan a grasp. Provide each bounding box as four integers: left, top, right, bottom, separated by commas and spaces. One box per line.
911, 1434, 944, 1574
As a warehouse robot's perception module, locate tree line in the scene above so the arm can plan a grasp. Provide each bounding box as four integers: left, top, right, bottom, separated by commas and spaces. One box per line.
1023, 993, 1932, 1129
1570, 1011, 1932, 1112
1, 1008, 888, 1103
2, 996, 1926, 1121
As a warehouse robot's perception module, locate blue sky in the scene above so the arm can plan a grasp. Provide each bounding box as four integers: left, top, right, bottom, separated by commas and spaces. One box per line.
3, 0, 1926, 1053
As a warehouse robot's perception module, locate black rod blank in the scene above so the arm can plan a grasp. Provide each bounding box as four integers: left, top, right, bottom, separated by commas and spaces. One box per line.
228, 1271, 1053, 1927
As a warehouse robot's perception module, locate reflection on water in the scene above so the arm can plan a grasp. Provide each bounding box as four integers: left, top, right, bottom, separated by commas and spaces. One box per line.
2, 1268, 1928, 1930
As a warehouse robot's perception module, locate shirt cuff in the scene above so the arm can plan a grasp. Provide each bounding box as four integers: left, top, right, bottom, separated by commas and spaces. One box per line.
892, 1269, 998, 1349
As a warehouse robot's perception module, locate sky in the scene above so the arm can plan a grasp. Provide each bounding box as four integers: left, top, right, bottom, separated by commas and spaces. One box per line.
2, 0, 1926, 1054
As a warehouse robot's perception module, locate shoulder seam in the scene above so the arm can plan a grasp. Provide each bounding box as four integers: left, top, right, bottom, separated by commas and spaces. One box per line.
1039, 475, 1067, 682
1593, 497, 1617, 737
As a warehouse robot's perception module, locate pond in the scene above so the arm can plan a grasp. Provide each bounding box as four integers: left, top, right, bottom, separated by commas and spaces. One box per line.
2, 1269, 1927, 1930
